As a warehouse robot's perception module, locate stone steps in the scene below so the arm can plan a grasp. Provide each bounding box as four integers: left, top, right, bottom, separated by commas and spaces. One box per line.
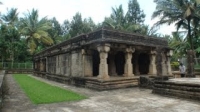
84, 77, 139, 90
153, 79, 200, 101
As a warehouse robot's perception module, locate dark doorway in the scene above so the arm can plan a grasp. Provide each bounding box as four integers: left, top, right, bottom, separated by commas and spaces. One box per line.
138, 53, 150, 74
43, 59, 46, 72
93, 50, 100, 76
115, 51, 125, 76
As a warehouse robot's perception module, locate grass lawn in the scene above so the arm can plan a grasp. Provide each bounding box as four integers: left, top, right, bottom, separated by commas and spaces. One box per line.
13, 74, 86, 104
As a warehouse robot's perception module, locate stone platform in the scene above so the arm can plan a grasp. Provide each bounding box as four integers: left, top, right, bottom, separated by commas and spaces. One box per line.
73, 76, 139, 90
153, 78, 200, 101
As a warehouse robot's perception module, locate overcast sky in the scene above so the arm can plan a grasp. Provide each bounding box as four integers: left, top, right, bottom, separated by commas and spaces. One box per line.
0, 0, 175, 35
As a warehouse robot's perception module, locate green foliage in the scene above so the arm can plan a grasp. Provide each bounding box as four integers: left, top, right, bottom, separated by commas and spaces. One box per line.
48, 17, 63, 44
126, 0, 146, 24
153, 0, 200, 50
171, 61, 180, 70
0, 62, 33, 69
103, 0, 158, 36
69, 13, 97, 37
20, 9, 54, 54
13, 74, 86, 104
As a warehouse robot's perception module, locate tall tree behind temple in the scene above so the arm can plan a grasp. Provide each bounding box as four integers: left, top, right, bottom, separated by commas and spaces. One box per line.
126, 0, 146, 24
103, 3, 148, 35
48, 17, 63, 44
69, 12, 96, 37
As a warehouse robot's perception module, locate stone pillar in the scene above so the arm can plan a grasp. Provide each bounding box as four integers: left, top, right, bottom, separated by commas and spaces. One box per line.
123, 47, 135, 77
97, 44, 110, 79
167, 50, 173, 75
148, 50, 157, 75
82, 49, 93, 77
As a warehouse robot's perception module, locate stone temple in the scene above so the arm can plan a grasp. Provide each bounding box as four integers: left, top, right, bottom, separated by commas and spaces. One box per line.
33, 28, 173, 90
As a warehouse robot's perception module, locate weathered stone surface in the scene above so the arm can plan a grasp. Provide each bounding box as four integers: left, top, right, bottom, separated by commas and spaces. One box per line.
153, 78, 200, 101
82, 49, 93, 77
71, 51, 82, 77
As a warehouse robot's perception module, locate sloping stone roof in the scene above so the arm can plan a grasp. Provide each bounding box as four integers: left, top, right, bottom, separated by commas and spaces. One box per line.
34, 28, 170, 58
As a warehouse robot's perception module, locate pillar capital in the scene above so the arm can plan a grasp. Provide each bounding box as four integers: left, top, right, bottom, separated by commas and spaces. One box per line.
150, 50, 157, 55
97, 44, 110, 53
167, 50, 173, 57
82, 49, 93, 55
125, 47, 135, 53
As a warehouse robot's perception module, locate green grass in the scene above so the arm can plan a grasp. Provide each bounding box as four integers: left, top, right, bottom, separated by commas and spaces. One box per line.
13, 74, 86, 104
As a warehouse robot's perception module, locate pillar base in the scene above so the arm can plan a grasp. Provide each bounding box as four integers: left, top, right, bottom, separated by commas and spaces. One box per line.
123, 74, 134, 77
97, 74, 110, 80
148, 73, 157, 76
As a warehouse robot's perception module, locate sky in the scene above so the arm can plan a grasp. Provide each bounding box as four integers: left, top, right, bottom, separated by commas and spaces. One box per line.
0, 0, 175, 35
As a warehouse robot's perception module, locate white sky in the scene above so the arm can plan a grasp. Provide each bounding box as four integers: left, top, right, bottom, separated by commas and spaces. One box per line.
0, 0, 175, 35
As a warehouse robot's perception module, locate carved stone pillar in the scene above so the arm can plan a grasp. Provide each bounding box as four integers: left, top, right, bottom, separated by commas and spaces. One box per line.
123, 47, 135, 77
167, 50, 173, 75
97, 44, 110, 79
82, 49, 93, 77
148, 50, 157, 75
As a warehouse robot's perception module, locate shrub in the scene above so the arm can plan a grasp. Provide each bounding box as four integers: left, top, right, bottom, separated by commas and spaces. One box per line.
171, 61, 179, 70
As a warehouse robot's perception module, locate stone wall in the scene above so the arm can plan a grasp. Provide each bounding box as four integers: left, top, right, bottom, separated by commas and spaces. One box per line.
0, 70, 6, 109
71, 50, 83, 77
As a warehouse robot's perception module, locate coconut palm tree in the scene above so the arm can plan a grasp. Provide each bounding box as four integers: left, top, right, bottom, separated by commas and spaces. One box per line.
1, 8, 18, 25
152, 0, 200, 77
20, 9, 53, 54
152, 0, 200, 50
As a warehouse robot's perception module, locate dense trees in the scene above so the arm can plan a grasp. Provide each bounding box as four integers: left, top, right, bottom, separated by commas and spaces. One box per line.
0, 9, 98, 62
103, 0, 159, 36
2, 0, 200, 68
68, 12, 97, 37
0, 0, 160, 62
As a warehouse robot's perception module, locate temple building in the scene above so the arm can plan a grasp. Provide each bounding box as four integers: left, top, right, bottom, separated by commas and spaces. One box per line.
33, 28, 173, 90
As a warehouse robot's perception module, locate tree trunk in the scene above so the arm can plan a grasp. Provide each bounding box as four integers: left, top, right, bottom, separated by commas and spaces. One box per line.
187, 19, 195, 77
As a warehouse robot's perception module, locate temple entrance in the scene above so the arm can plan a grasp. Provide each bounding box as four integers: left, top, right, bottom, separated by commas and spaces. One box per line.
115, 51, 125, 76
92, 50, 100, 76
138, 53, 150, 74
